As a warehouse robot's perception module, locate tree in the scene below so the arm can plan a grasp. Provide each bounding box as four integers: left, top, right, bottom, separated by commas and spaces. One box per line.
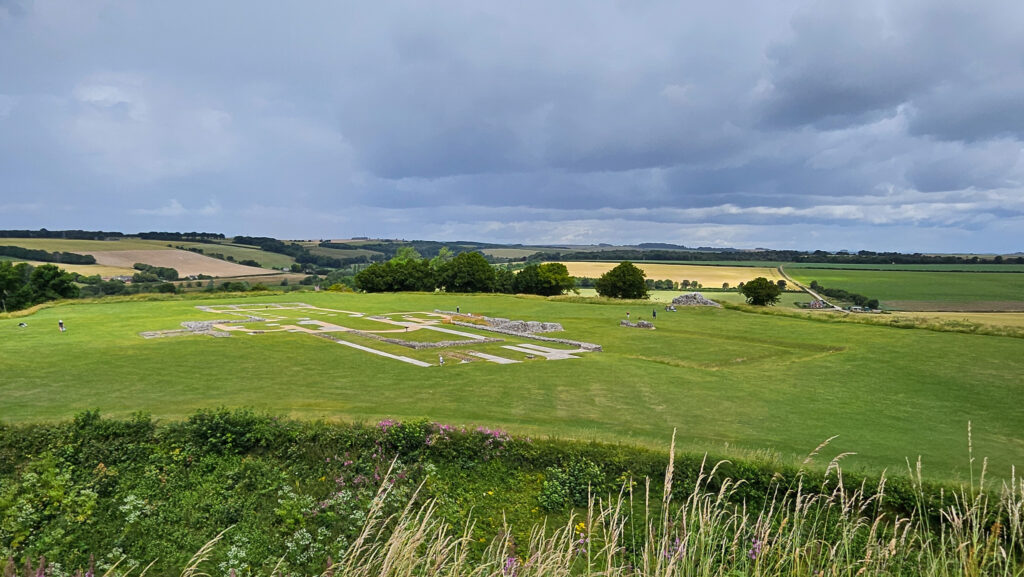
391, 246, 422, 265
429, 246, 454, 270
516, 262, 576, 296
0, 261, 32, 313
776, 279, 787, 290
722, 282, 729, 290
494, 267, 515, 294
438, 251, 495, 293
740, 277, 781, 306
594, 261, 648, 299
28, 264, 79, 302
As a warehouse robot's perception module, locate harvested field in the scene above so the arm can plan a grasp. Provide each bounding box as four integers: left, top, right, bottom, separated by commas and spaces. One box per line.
0, 238, 170, 251
84, 250, 270, 277
558, 262, 787, 286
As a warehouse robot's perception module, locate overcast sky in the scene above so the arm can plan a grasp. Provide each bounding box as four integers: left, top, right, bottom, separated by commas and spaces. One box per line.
1, 1, 1022, 251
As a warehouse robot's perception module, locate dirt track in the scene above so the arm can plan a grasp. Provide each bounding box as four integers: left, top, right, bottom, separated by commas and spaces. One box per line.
84, 250, 271, 277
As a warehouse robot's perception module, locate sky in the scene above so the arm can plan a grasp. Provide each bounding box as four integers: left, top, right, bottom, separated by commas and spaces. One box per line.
1, 1, 1022, 252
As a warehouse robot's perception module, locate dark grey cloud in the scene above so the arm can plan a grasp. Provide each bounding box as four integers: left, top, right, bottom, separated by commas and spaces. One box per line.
0, 1, 1021, 252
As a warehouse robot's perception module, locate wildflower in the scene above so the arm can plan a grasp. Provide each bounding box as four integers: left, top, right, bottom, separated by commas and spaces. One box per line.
502, 556, 520, 577
664, 536, 686, 559
748, 538, 763, 560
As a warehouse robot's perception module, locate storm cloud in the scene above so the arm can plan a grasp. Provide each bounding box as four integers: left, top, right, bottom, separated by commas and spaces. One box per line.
1, 0, 1022, 251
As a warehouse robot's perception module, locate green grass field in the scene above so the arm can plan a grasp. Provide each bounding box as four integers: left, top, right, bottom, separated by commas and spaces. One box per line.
2, 291, 1022, 481
169, 241, 296, 269
307, 245, 385, 260
785, 268, 1024, 310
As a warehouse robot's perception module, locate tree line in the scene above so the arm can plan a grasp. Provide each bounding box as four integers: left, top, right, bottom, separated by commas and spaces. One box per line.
0, 229, 124, 240
0, 245, 96, 265
809, 281, 880, 309
354, 249, 575, 295
534, 248, 1024, 265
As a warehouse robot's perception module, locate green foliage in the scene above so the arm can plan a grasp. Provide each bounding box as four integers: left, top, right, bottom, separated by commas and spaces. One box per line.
594, 261, 648, 299
132, 263, 179, 282
0, 411, 991, 576
538, 456, 604, 511
514, 263, 575, 296
0, 262, 79, 312
438, 252, 495, 293
0, 245, 96, 265
740, 276, 782, 306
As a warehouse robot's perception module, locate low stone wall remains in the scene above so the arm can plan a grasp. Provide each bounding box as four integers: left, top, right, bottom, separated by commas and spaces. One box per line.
348, 329, 503, 350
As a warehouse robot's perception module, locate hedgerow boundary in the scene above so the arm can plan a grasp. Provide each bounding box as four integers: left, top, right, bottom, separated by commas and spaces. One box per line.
0, 410, 1017, 576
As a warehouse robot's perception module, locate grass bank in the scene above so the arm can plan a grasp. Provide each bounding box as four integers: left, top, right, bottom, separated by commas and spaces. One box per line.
1, 412, 1020, 576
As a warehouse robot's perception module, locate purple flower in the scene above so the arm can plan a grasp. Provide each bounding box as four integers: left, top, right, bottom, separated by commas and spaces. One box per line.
502, 557, 519, 577
664, 536, 686, 559
748, 538, 763, 560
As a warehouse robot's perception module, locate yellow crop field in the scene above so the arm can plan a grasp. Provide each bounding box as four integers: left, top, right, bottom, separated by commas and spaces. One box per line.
0, 238, 171, 251
558, 262, 786, 287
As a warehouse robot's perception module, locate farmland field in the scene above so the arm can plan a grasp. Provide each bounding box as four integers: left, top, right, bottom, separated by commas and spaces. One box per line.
891, 311, 1024, 329
481, 248, 542, 259
0, 260, 136, 277
574, 289, 809, 308
170, 241, 296, 269
307, 245, 385, 259
0, 238, 171, 251
85, 249, 271, 277
2, 291, 1022, 480
559, 261, 787, 286
785, 268, 1024, 311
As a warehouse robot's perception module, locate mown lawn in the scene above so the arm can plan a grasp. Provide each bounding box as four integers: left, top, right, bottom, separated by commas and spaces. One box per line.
1, 291, 1022, 480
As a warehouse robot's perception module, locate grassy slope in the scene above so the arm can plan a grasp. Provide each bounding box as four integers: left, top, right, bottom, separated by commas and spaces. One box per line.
2, 292, 1022, 480
786, 268, 1024, 306
170, 241, 296, 269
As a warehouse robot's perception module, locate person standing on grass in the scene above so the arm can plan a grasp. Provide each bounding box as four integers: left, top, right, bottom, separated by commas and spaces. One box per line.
626, 311, 630, 320
652, 309, 656, 319
58, 319, 65, 332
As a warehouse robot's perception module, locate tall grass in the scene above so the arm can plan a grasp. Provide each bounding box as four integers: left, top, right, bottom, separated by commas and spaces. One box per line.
35, 432, 1018, 577
719, 301, 1024, 339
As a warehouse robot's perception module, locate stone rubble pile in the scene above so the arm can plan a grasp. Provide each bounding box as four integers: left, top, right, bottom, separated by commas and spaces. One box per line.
620, 320, 655, 329
671, 293, 721, 307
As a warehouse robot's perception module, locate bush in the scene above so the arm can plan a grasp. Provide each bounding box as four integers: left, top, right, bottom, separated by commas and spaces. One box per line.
538, 456, 604, 511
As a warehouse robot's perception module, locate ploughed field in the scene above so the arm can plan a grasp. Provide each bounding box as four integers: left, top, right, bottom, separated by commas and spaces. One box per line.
2, 291, 1022, 481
